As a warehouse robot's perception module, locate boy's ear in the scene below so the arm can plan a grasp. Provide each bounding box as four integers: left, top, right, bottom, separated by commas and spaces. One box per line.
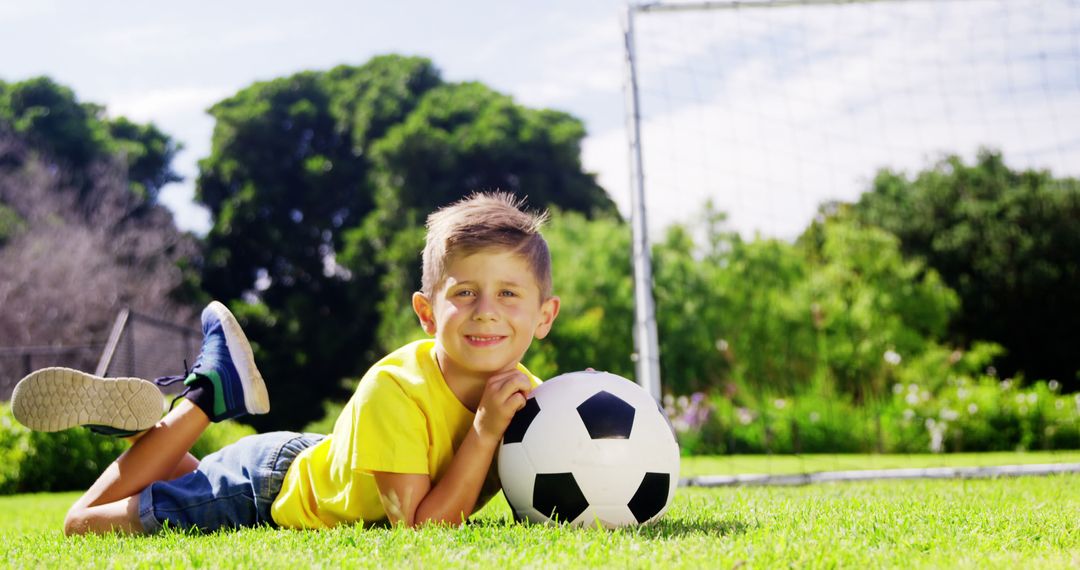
533, 295, 561, 340
412, 292, 437, 335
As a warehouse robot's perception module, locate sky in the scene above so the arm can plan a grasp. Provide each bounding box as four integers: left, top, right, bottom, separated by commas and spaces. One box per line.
3, 0, 1079, 240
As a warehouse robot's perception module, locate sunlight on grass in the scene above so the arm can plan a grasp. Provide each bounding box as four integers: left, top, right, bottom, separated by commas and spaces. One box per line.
1, 456, 1077, 569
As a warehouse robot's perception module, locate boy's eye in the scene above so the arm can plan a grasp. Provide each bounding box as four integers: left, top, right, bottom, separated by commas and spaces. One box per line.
455, 289, 476, 297
499, 290, 518, 297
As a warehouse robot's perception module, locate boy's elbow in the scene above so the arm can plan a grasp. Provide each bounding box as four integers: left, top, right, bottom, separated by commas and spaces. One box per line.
63, 509, 90, 536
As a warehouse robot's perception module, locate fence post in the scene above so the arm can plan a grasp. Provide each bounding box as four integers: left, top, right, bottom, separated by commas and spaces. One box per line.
96, 308, 131, 377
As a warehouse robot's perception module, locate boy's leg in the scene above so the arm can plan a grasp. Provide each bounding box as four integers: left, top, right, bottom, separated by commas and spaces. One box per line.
65, 400, 209, 535
69, 400, 209, 512
66, 300, 270, 535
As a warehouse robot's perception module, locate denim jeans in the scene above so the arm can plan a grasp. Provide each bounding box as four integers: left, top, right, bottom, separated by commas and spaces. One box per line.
138, 431, 325, 533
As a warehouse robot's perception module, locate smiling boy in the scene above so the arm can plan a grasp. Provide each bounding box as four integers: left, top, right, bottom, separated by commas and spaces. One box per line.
11, 192, 560, 533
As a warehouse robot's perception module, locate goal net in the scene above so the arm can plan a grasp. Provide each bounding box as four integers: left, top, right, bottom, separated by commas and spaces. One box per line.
624, 0, 1080, 481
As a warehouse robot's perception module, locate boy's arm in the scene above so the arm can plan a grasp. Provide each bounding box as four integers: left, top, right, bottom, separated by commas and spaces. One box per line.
373, 368, 532, 526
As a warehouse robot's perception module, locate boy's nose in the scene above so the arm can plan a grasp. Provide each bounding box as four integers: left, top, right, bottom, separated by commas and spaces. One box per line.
472, 295, 499, 321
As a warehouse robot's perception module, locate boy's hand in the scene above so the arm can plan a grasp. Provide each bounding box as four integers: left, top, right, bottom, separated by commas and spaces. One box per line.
474, 369, 532, 446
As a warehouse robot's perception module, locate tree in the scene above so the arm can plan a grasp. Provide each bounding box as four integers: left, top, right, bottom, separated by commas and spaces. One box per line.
0, 78, 195, 391
0, 77, 181, 204
196, 56, 616, 430
851, 150, 1080, 389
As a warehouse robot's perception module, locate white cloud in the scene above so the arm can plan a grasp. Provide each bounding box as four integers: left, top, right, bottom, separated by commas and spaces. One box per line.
106, 86, 228, 123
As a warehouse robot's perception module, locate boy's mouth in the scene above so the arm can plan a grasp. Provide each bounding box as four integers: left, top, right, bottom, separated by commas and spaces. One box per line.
465, 335, 507, 347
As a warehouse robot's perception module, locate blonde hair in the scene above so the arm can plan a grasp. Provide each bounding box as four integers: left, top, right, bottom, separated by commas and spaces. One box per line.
421, 192, 552, 299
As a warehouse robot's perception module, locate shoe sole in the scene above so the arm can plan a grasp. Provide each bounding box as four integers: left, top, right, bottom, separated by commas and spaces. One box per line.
11, 368, 164, 432
206, 301, 270, 414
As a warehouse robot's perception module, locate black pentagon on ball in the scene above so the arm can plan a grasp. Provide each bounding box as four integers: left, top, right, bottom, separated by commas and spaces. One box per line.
627, 472, 670, 523
533, 472, 589, 523
503, 397, 541, 444
576, 390, 635, 439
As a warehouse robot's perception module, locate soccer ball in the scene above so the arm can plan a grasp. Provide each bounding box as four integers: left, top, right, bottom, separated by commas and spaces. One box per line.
497, 370, 680, 528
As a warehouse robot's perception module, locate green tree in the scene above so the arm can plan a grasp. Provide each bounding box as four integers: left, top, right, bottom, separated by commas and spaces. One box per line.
0, 77, 180, 203
799, 217, 959, 401
523, 210, 635, 380
852, 150, 1080, 389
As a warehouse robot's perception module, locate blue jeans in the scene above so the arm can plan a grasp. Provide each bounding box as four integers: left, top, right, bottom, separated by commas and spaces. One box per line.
138, 431, 325, 533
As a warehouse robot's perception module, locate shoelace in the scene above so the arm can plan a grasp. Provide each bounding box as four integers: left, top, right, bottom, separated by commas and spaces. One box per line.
154, 359, 196, 411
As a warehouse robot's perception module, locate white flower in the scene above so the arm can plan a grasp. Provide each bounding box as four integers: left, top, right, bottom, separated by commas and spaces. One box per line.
773, 398, 788, 409
967, 403, 978, 415
957, 388, 969, 400
884, 350, 902, 365
893, 383, 904, 395
1027, 393, 1038, 405
906, 393, 920, 406
941, 408, 959, 421
715, 339, 729, 352
809, 412, 820, 423
1048, 380, 1060, 392
903, 409, 916, 421
1056, 400, 1064, 411
1016, 394, 1028, 405
909, 383, 920, 394
677, 395, 689, 409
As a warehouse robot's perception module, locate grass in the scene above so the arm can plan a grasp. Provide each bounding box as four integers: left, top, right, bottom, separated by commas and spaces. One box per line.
1, 454, 1077, 569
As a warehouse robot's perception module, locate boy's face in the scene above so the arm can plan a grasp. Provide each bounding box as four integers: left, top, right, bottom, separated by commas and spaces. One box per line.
412, 249, 560, 379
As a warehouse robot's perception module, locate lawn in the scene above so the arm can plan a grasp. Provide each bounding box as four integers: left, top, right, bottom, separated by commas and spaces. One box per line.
2, 454, 1077, 569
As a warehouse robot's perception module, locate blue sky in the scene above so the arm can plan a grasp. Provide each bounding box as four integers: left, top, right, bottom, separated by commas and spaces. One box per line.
3, 0, 1078, 239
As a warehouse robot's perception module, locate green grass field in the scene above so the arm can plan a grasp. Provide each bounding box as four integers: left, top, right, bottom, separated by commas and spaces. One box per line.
2, 453, 1077, 569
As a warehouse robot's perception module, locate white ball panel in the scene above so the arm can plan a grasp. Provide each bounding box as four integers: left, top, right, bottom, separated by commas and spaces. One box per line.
496, 443, 535, 515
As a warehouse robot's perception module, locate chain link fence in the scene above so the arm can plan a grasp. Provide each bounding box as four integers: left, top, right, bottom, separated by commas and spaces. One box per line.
0, 308, 198, 401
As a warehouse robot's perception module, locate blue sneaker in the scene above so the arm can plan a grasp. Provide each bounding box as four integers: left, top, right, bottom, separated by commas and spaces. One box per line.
11, 367, 164, 436
156, 301, 269, 422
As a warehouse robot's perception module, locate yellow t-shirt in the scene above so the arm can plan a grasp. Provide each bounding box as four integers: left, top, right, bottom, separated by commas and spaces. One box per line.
270, 339, 540, 528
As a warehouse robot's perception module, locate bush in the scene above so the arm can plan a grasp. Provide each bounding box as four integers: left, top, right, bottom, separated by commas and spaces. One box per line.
668, 376, 1079, 455
0, 403, 257, 494
302, 399, 346, 435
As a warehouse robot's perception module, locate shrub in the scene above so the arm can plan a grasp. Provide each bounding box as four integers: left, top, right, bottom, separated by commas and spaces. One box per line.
669, 376, 1079, 455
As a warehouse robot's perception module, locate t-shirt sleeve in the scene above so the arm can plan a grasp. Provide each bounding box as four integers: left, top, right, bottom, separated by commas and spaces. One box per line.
346, 372, 430, 475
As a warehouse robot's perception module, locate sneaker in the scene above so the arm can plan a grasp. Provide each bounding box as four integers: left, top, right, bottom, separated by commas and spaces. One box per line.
11, 367, 164, 436
156, 301, 269, 422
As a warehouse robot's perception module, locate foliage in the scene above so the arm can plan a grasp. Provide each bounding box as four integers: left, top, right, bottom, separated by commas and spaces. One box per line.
0, 77, 181, 202
196, 56, 615, 430
0, 201, 25, 245
669, 375, 1078, 455
525, 210, 635, 379
851, 149, 1080, 389
0, 403, 255, 494
188, 420, 258, 460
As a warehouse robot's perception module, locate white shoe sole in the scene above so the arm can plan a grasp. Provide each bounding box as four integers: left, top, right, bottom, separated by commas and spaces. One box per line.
206, 301, 270, 415
11, 368, 164, 432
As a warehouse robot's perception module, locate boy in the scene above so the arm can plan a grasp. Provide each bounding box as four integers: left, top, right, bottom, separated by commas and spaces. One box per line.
11, 192, 560, 534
